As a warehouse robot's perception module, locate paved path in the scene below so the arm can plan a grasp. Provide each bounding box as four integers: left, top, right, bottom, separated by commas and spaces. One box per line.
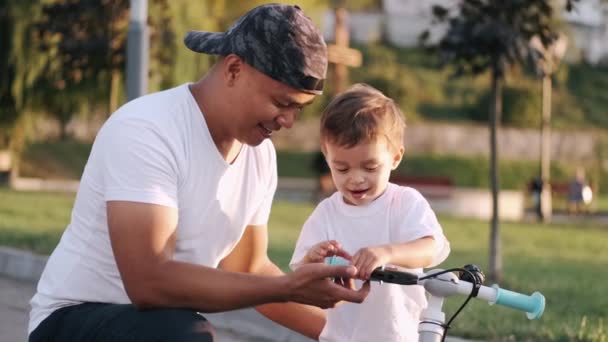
0, 276, 33, 342
0, 275, 305, 342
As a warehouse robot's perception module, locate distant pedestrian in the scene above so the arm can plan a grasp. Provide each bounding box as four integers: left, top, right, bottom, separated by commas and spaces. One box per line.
568, 168, 592, 215
529, 177, 543, 219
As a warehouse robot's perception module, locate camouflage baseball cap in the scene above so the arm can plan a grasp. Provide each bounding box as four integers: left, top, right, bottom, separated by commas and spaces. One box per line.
184, 3, 327, 95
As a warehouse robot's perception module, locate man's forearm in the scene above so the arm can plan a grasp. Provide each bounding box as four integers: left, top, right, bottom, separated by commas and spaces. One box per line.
128, 260, 289, 312
255, 261, 326, 340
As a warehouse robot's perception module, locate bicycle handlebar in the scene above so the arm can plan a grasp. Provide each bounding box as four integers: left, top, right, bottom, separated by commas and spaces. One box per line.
325, 256, 545, 319
492, 285, 545, 319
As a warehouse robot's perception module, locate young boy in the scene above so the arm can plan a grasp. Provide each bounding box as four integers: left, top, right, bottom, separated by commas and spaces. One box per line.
290, 84, 450, 342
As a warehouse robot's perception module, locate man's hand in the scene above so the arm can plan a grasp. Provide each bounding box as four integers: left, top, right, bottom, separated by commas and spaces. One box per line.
351, 245, 392, 280
299, 240, 352, 265
284, 263, 370, 309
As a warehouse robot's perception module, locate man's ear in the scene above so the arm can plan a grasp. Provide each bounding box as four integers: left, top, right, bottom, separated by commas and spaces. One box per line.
222, 54, 243, 86
391, 146, 405, 170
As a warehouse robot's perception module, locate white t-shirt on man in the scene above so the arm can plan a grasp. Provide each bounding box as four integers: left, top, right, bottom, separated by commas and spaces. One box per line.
29, 84, 277, 334
290, 183, 450, 342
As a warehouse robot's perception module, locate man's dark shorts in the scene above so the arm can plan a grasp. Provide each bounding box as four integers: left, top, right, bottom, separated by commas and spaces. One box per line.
29, 303, 215, 342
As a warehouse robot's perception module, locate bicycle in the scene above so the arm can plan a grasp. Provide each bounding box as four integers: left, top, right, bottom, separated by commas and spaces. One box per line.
327, 256, 545, 342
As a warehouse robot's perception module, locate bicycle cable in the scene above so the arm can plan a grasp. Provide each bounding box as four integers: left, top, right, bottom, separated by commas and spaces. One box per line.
418, 267, 480, 342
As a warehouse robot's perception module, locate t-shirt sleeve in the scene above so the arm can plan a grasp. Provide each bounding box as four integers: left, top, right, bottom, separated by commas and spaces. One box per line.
98, 119, 178, 208
289, 205, 327, 270
392, 188, 450, 267
249, 143, 278, 226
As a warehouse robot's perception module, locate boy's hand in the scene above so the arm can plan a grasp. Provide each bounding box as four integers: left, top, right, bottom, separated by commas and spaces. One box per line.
284, 263, 370, 309
302, 240, 352, 264
351, 245, 392, 280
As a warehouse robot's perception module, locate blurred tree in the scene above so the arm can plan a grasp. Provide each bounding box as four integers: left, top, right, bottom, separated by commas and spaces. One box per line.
473, 85, 542, 128
33, 0, 173, 137
34, 0, 128, 134
0, 3, 19, 149
0, 1, 46, 150
0, 1, 48, 184
422, 0, 578, 282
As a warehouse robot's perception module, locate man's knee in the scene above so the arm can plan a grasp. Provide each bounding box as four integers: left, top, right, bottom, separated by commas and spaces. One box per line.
158, 309, 216, 342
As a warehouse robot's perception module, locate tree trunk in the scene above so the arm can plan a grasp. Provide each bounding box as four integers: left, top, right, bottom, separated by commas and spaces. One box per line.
540, 74, 553, 222
59, 117, 68, 140
332, 6, 349, 95
109, 69, 120, 115
489, 69, 503, 283
0, 149, 11, 187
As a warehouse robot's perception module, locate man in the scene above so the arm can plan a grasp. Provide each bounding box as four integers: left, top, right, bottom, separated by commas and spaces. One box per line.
29, 4, 368, 341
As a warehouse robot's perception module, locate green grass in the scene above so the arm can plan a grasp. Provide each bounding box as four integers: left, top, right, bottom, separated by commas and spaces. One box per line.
1, 189, 606, 341
0, 188, 74, 253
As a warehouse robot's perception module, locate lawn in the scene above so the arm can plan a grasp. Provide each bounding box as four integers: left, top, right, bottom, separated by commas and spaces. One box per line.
0, 189, 606, 341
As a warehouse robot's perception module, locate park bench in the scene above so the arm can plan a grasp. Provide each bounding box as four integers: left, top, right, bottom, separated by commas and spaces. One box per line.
527, 179, 595, 214
527, 180, 584, 200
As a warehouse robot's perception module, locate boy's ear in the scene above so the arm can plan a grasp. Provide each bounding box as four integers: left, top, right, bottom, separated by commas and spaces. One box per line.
391, 146, 405, 170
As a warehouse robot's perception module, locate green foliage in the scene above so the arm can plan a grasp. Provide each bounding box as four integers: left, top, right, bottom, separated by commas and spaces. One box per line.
0, 1, 47, 149
423, 0, 574, 78
350, 44, 422, 121
567, 63, 608, 128
33, 0, 175, 126
323, 43, 607, 131
473, 85, 542, 127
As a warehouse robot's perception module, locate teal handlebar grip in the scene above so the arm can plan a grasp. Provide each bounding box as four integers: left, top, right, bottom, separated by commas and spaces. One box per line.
325, 256, 350, 266
492, 285, 545, 319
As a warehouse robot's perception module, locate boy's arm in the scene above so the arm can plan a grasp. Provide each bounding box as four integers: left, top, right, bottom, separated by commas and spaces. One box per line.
382, 236, 437, 268
351, 237, 437, 279
389, 188, 451, 269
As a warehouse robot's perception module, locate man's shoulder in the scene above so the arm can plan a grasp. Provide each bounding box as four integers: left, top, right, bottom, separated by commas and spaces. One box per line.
112, 84, 191, 120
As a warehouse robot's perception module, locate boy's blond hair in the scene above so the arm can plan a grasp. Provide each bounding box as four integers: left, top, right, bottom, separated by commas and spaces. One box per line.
320, 83, 405, 153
